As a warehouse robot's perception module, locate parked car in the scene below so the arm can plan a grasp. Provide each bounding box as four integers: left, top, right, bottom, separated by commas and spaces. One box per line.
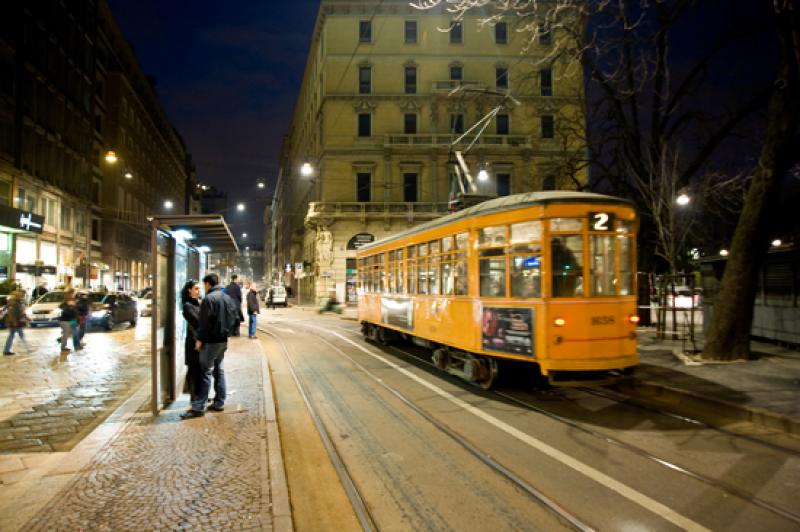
666, 286, 702, 309
26, 291, 66, 327
266, 285, 288, 308
87, 293, 138, 330
138, 291, 153, 316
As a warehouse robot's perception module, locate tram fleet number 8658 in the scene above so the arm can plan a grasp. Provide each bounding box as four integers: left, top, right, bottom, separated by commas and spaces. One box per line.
356, 191, 639, 388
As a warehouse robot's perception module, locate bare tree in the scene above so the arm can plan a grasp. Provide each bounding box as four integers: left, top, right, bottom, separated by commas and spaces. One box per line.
702, 0, 800, 361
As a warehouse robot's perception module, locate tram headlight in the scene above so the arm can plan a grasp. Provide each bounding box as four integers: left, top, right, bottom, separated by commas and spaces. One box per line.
553, 317, 566, 327
628, 315, 641, 324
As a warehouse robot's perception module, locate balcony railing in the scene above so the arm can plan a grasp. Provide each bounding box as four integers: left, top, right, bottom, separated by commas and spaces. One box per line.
305, 201, 449, 227
431, 80, 484, 92
385, 134, 531, 148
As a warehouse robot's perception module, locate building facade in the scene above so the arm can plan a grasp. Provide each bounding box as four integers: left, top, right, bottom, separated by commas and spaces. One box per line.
96, 1, 189, 291
0, 1, 97, 295
272, 0, 588, 305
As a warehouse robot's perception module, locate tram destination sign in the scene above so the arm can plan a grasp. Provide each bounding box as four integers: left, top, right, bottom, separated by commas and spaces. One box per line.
0, 205, 44, 234
347, 233, 375, 250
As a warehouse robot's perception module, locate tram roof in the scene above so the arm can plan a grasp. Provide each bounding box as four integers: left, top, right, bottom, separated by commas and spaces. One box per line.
360, 191, 634, 252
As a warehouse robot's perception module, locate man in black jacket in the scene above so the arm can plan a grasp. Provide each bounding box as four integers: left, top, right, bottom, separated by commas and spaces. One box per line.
225, 275, 243, 336
181, 273, 238, 419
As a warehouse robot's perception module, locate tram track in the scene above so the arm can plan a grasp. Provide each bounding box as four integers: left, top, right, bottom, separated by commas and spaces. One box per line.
261, 322, 593, 532
286, 318, 800, 527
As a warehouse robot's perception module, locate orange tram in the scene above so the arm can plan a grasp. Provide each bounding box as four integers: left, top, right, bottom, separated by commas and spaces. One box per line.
356, 191, 640, 388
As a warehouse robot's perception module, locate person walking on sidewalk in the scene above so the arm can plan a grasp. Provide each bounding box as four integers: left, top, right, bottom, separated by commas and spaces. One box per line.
76, 292, 90, 344
246, 281, 260, 339
3, 290, 29, 355
180, 280, 202, 402
58, 296, 81, 353
181, 273, 238, 419
225, 274, 243, 337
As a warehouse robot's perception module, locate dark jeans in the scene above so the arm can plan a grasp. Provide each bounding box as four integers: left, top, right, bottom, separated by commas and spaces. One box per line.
190, 342, 227, 412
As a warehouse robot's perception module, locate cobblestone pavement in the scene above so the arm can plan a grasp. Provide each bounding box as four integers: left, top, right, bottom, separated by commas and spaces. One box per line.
23, 339, 276, 531
0, 321, 150, 453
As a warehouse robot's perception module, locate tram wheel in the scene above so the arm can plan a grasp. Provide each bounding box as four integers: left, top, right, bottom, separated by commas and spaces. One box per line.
478, 357, 499, 390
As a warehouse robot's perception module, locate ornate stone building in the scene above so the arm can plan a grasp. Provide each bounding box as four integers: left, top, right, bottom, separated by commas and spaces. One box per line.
271, 0, 587, 305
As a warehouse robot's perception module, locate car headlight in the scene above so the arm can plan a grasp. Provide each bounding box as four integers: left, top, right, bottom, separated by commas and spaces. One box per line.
91, 310, 107, 318
51, 309, 62, 317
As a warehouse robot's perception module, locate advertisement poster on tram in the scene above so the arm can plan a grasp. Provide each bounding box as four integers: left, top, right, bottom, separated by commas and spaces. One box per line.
481, 307, 534, 356
381, 297, 413, 330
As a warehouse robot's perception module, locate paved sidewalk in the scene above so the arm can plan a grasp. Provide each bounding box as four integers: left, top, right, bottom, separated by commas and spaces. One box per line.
0, 336, 291, 531
622, 330, 800, 434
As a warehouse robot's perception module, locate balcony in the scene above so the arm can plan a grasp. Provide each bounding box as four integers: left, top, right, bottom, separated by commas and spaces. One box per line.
305, 201, 449, 228
385, 134, 531, 148
431, 80, 484, 92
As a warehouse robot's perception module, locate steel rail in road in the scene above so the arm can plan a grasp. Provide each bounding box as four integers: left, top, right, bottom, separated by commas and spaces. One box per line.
264, 322, 593, 532
575, 386, 800, 457
260, 327, 379, 532
384, 345, 800, 527
297, 320, 800, 527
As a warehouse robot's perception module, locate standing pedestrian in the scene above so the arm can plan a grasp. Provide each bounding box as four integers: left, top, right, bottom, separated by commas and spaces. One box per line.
180, 273, 238, 419
181, 280, 202, 402
3, 290, 29, 355
246, 281, 260, 339
225, 274, 243, 336
58, 297, 81, 353
76, 292, 90, 344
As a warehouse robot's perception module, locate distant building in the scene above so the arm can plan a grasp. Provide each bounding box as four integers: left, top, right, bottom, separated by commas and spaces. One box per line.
200, 185, 227, 215
272, 0, 588, 305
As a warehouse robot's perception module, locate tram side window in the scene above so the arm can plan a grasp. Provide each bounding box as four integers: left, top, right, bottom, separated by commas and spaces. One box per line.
407, 246, 416, 294
551, 236, 583, 297
454, 256, 468, 295
590, 235, 616, 296
418, 257, 429, 294
429, 255, 440, 294
512, 255, 541, 298
480, 258, 506, 297
441, 260, 454, 295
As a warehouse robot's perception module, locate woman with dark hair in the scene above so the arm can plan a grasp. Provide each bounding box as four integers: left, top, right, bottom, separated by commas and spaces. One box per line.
181, 280, 202, 401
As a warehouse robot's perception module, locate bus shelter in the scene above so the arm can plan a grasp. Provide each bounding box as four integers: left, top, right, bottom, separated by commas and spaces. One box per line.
149, 215, 238, 415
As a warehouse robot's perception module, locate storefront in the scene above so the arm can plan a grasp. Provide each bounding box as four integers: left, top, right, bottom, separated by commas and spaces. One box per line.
0, 204, 45, 294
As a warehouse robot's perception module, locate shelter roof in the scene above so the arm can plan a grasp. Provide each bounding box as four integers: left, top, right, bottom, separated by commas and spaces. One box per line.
149, 214, 239, 253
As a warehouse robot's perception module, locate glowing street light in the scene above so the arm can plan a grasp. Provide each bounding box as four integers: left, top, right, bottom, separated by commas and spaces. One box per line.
477, 166, 489, 182
237, 202, 245, 212
242, 232, 248, 238
257, 181, 265, 189
719, 249, 729, 257
163, 200, 174, 210
124, 172, 133, 179
676, 193, 690, 206
301, 161, 313, 177
772, 239, 782, 247
104, 150, 118, 164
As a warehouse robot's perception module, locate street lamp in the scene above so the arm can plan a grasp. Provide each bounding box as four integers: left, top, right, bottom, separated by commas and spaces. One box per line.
477, 165, 489, 182
257, 181, 265, 189
164, 200, 174, 210
301, 161, 314, 177
237, 203, 245, 212
242, 232, 248, 238
105, 150, 118, 164
124, 172, 133, 179
676, 193, 690, 206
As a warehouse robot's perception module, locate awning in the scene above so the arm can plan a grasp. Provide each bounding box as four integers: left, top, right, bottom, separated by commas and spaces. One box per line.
148, 214, 239, 253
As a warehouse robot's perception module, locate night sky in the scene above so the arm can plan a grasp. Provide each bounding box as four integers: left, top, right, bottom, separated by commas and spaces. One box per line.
108, 0, 320, 246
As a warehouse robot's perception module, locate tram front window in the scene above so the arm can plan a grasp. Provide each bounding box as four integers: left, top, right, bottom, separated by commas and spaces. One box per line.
551, 236, 583, 297
590, 235, 616, 296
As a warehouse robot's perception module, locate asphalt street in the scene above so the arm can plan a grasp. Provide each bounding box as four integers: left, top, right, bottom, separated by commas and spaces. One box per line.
260, 308, 800, 532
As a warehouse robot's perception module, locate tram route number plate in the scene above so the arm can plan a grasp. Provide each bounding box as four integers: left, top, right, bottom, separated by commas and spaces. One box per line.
481, 307, 534, 357
589, 212, 616, 232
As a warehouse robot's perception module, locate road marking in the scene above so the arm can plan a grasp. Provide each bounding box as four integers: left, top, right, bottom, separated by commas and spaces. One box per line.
326, 329, 710, 532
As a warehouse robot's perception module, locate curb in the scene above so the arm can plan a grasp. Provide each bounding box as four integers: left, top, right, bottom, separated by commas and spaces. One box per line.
259, 340, 294, 532
613, 379, 800, 436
